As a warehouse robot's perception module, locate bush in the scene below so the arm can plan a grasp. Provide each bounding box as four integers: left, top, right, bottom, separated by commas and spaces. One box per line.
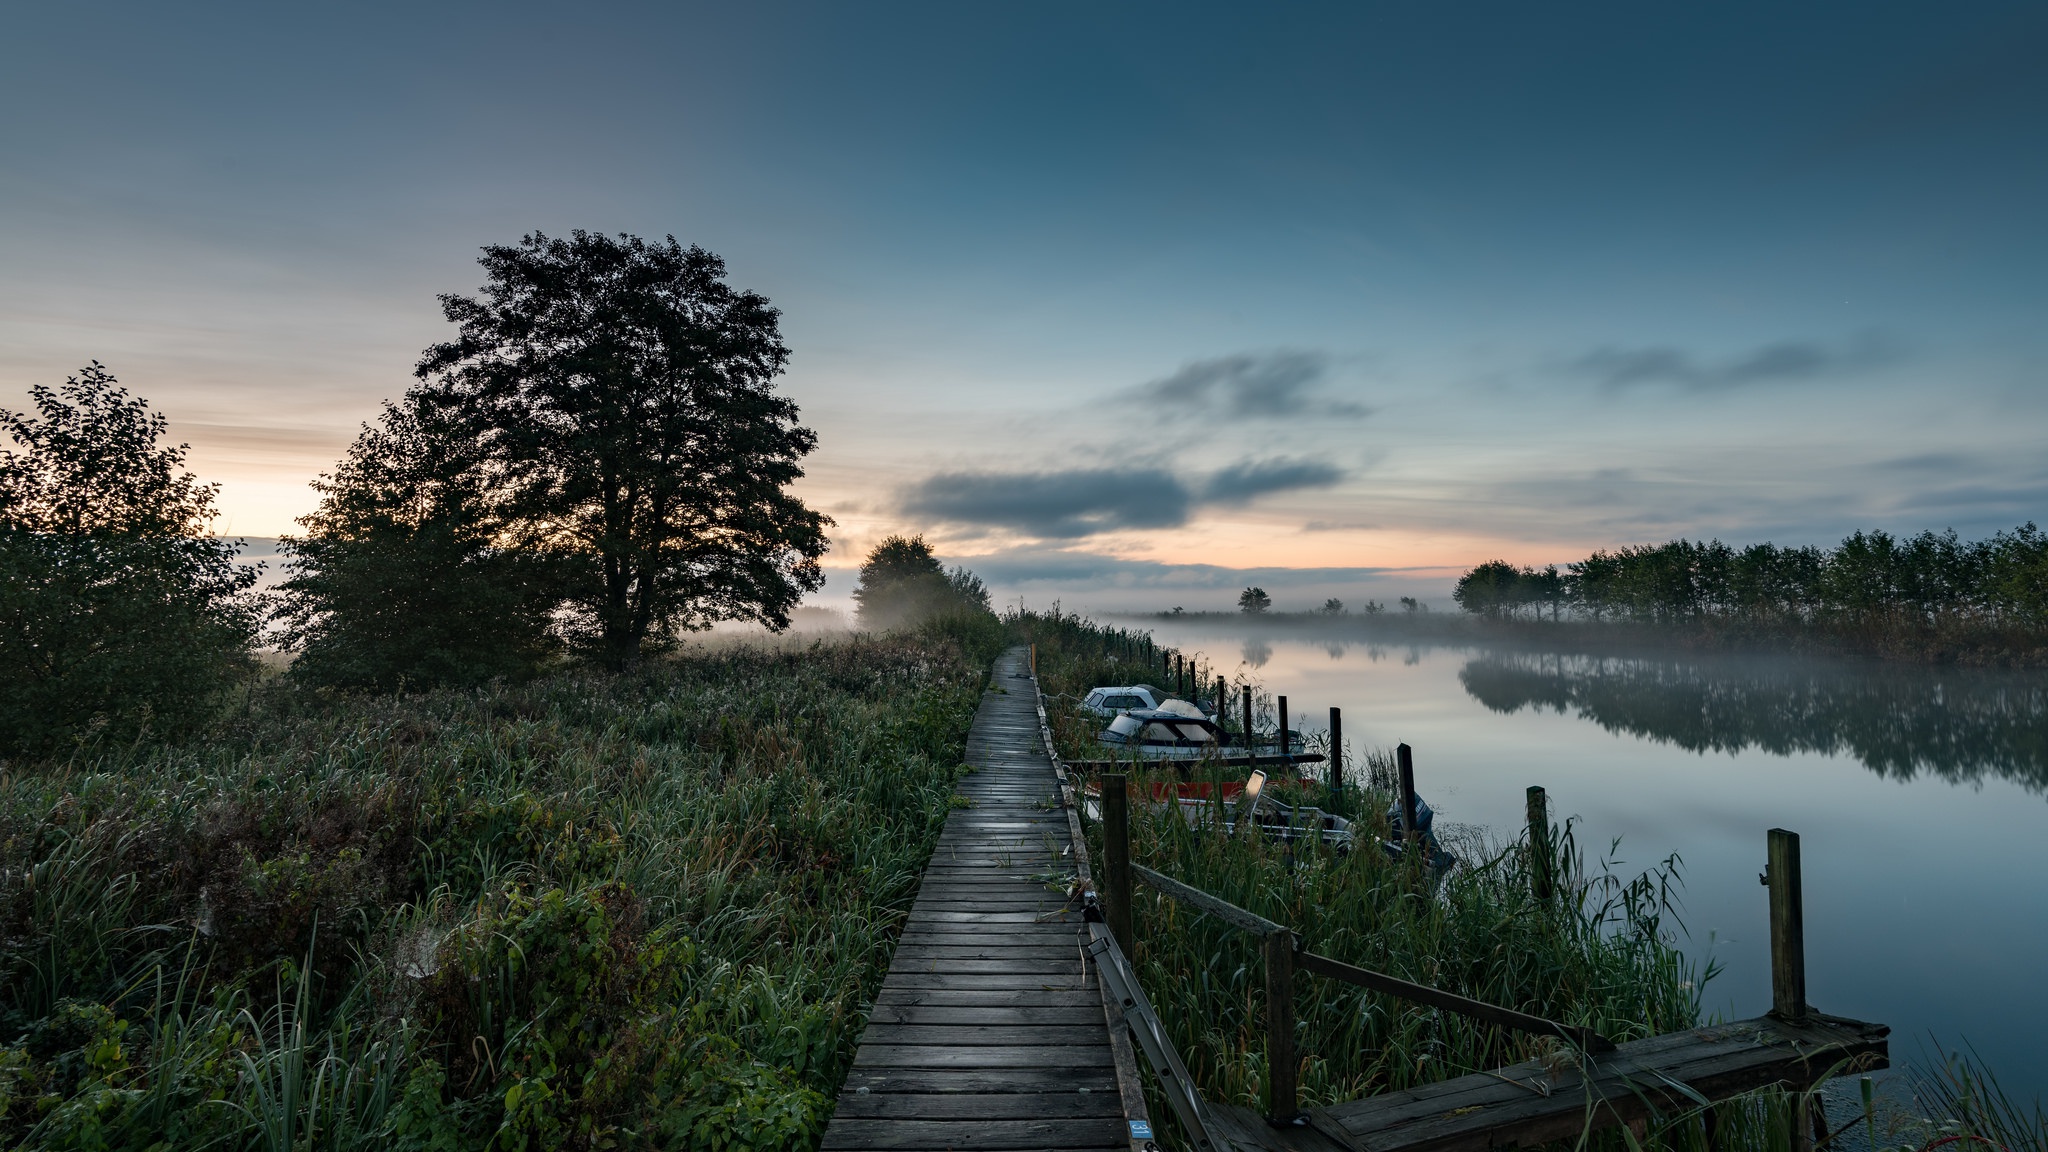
0, 363, 257, 757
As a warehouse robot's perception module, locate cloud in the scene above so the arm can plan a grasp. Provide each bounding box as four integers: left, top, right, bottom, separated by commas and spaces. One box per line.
902, 467, 1191, 538
1129, 351, 1371, 419
1200, 459, 1346, 505
1570, 334, 1902, 392
903, 458, 1347, 537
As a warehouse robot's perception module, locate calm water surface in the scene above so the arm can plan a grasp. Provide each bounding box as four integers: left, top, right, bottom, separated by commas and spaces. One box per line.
1134, 618, 2048, 1101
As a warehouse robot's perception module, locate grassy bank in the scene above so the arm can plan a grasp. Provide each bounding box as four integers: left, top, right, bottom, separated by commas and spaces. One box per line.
0, 626, 999, 1149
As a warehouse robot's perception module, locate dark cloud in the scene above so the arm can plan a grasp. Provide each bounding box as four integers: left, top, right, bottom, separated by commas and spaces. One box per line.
902, 467, 1189, 538
1200, 459, 1346, 505
904, 458, 1347, 537
1130, 351, 1371, 419
1571, 334, 1901, 392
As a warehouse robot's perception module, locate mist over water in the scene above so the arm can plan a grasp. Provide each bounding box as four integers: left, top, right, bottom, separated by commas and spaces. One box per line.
1128, 615, 2048, 1100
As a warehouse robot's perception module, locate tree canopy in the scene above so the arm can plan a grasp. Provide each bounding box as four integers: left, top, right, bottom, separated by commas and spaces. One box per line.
1237, 586, 1272, 614
851, 535, 991, 630
414, 231, 830, 666
0, 364, 257, 752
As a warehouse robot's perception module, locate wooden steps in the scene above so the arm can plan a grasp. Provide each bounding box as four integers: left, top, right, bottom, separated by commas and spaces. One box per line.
821, 648, 1129, 1152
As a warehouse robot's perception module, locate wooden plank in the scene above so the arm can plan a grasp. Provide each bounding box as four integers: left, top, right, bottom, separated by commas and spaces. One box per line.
854, 1024, 1113, 1046
872, 987, 1103, 1007
820, 1118, 1126, 1150
867, 1004, 1108, 1026
830, 1092, 1125, 1120
851, 1043, 1113, 1069
1133, 862, 1288, 936
842, 1067, 1118, 1094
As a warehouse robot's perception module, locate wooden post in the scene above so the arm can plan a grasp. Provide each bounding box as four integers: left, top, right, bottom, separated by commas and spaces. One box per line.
1264, 928, 1298, 1124
1276, 696, 1288, 772
1397, 743, 1419, 847
1328, 707, 1343, 802
1029, 643, 1037, 678
1216, 677, 1227, 724
1766, 828, 1807, 1021
1526, 786, 1552, 900
1102, 774, 1134, 956
1243, 686, 1256, 769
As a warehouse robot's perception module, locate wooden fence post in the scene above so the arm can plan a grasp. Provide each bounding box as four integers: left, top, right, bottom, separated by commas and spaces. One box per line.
1527, 786, 1552, 900
1766, 828, 1807, 1021
1243, 686, 1256, 769
1029, 643, 1037, 678
1276, 696, 1288, 772
1216, 677, 1227, 725
1328, 707, 1343, 802
1397, 743, 1419, 847
1264, 928, 1298, 1124
1102, 774, 1134, 956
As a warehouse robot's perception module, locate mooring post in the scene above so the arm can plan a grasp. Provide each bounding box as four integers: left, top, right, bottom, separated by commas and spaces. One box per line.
1527, 786, 1553, 900
1102, 774, 1134, 956
1765, 828, 1807, 1021
1328, 707, 1343, 804
1243, 686, 1256, 769
1216, 677, 1227, 724
1264, 927, 1298, 1125
1276, 695, 1288, 773
1397, 743, 1419, 848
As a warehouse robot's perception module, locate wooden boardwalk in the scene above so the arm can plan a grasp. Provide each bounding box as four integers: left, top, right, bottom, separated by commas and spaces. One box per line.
822, 648, 1132, 1152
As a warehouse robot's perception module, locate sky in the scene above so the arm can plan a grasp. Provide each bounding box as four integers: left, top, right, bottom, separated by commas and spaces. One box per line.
3, 2, 2045, 612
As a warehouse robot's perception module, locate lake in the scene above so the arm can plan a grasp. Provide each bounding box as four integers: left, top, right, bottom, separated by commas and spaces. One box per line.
1127, 615, 2048, 1105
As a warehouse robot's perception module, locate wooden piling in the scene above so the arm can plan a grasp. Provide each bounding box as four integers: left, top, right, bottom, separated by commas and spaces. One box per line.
1264, 928, 1298, 1124
1102, 774, 1134, 956
1329, 707, 1343, 801
1526, 786, 1552, 900
1397, 743, 1419, 846
1276, 696, 1288, 773
1766, 828, 1807, 1021
1243, 686, 1256, 769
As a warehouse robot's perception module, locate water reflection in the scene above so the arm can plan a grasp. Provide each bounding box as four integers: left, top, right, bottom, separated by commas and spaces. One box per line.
1459, 652, 2048, 792
1242, 637, 1273, 667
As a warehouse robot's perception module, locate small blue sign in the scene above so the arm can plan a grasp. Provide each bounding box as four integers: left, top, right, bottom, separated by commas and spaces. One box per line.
1129, 1120, 1155, 1140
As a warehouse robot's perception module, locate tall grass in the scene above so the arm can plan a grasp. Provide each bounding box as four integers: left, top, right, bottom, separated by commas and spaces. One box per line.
0, 626, 1001, 1149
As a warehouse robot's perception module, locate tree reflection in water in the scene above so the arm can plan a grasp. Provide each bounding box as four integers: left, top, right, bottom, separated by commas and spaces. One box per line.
1459, 652, 2048, 792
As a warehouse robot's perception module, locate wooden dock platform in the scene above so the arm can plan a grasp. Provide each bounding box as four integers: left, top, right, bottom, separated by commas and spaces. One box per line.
821, 648, 1131, 1152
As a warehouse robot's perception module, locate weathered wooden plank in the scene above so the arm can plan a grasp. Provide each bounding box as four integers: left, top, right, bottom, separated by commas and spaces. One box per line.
866, 1003, 1107, 1026
842, 1065, 1118, 1095
830, 1091, 1124, 1120
871, 987, 1102, 1007
820, 1118, 1126, 1150
853, 1024, 1112, 1047
878, 972, 1095, 991
851, 1043, 1114, 1069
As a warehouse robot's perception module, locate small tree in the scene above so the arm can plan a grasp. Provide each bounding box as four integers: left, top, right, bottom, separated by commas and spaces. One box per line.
1237, 586, 1272, 614
0, 364, 258, 754
852, 535, 990, 629
276, 398, 567, 689
1320, 597, 1346, 615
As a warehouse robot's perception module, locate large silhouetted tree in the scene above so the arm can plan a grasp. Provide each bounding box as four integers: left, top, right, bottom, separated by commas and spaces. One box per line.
0, 363, 258, 752
412, 231, 830, 666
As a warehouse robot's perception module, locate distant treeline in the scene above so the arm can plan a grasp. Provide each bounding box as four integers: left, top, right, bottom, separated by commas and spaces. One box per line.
1453, 526, 2048, 639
